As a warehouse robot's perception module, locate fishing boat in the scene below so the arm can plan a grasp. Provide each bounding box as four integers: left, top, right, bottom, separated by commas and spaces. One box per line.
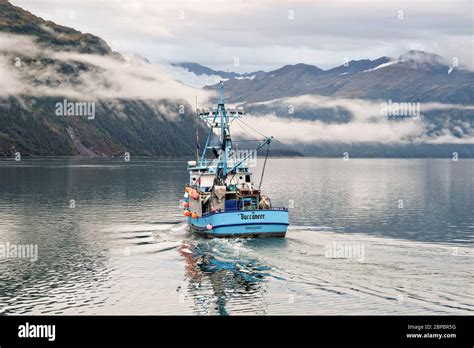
181, 82, 289, 238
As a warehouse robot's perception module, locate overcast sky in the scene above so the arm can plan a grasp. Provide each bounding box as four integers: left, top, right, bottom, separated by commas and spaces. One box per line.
11, 0, 474, 72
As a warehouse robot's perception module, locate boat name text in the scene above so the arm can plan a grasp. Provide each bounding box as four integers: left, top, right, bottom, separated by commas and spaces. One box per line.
238, 213, 265, 220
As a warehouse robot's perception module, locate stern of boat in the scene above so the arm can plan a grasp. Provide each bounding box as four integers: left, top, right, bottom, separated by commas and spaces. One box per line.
188, 208, 289, 238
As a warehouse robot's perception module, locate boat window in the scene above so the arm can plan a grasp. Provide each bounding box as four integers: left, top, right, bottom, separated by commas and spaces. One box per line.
245, 175, 251, 182
243, 197, 257, 210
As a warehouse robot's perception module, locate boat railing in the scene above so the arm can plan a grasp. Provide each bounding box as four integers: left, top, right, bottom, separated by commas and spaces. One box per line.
188, 158, 249, 170
202, 207, 288, 216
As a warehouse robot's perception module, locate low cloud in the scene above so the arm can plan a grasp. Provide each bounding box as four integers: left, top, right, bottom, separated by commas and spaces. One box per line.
234, 95, 474, 145
0, 33, 213, 106
235, 113, 427, 144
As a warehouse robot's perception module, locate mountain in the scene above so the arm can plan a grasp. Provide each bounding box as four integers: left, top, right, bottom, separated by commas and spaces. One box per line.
0, 0, 206, 157
172, 62, 265, 79
205, 51, 473, 104
325, 57, 391, 76
0, 0, 113, 55
171, 62, 265, 83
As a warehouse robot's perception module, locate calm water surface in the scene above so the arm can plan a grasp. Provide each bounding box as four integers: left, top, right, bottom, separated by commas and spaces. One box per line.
0, 158, 472, 315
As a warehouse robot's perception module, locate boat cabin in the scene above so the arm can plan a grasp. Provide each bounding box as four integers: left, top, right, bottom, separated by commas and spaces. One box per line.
188, 161, 254, 192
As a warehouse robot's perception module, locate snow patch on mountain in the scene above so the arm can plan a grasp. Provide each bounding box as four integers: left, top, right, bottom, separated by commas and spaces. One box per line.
363, 60, 399, 72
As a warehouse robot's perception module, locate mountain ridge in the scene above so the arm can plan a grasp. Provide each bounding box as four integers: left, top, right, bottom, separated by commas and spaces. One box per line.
0, 0, 115, 55
200, 50, 473, 104
171, 62, 265, 80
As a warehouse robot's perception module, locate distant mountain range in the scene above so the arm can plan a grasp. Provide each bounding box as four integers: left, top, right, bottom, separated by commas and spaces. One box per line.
172, 62, 265, 80
195, 51, 472, 105
177, 53, 473, 157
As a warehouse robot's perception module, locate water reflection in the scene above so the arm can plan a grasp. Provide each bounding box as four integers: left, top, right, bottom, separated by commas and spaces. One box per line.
179, 239, 272, 315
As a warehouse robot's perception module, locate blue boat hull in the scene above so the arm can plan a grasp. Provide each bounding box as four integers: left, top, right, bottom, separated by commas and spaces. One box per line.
188, 209, 289, 238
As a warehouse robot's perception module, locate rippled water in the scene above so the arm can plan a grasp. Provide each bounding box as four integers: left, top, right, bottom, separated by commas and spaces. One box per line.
0, 158, 472, 315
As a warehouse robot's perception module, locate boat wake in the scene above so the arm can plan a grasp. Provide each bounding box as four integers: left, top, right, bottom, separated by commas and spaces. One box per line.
97, 221, 473, 315
175, 226, 474, 315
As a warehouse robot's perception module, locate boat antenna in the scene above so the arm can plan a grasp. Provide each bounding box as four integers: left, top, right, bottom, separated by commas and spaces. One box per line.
219, 81, 224, 104
259, 140, 271, 189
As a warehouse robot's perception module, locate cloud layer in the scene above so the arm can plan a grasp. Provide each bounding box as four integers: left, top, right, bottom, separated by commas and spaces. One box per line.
0, 33, 212, 106
232, 95, 474, 145
11, 0, 474, 71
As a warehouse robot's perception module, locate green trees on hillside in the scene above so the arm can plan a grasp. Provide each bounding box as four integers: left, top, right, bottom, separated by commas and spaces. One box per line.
0, 96, 207, 157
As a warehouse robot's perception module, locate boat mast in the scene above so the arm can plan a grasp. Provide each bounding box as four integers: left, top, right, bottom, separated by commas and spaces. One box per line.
218, 81, 230, 180
195, 95, 199, 162
196, 82, 274, 183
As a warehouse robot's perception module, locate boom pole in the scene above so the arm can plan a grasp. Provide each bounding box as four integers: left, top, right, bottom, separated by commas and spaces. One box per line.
195, 95, 199, 162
